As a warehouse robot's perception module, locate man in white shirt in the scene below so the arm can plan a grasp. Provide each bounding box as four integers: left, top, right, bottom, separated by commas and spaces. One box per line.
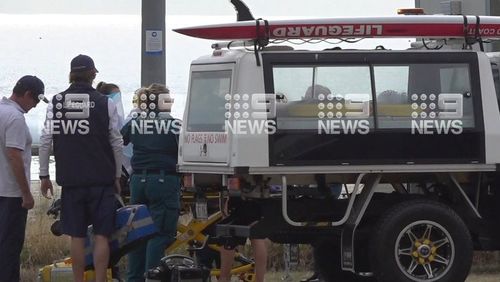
0, 75, 47, 282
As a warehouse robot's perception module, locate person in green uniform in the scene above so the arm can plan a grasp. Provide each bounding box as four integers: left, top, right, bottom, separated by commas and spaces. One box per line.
121, 84, 182, 282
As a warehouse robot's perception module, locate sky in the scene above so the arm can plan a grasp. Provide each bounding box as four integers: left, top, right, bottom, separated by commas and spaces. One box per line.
0, 0, 416, 16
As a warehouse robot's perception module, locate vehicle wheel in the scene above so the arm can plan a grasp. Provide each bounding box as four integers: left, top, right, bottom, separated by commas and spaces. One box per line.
370, 200, 472, 282
314, 239, 376, 282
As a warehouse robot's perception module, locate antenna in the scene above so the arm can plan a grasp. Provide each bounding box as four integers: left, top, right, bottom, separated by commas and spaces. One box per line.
230, 0, 255, 21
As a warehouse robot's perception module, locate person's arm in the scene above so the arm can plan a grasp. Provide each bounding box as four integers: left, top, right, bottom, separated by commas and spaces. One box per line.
120, 119, 132, 146
5, 118, 34, 209
6, 147, 32, 204
108, 100, 124, 193
39, 105, 54, 198
6, 148, 33, 209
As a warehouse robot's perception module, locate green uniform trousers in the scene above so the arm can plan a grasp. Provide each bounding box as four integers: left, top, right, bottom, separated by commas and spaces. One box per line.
127, 172, 180, 282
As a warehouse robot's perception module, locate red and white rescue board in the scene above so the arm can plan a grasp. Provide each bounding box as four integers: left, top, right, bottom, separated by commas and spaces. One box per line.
174, 15, 500, 40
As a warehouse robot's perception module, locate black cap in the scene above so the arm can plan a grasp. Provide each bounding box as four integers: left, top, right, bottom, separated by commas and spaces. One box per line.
13, 75, 48, 103
70, 54, 98, 73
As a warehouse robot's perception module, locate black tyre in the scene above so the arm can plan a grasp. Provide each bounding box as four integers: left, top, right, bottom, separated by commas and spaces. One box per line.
370, 200, 472, 282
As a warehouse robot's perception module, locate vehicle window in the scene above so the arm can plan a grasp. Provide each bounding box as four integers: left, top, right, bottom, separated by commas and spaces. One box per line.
316, 66, 374, 130
273, 66, 374, 131
491, 63, 500, 110
273, 63, 475, 132
374, 64, 474, 129
316, 66, 372, 97
273, 66, 315, 130
440, 66, 474, 127
186, 70, 231, 132
374, 66, 411, 128
273, 67, 314, 102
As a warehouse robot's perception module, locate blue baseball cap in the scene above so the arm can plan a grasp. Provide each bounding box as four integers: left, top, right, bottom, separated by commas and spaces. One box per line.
13, 75, 48, 103
70, 54, 98, 73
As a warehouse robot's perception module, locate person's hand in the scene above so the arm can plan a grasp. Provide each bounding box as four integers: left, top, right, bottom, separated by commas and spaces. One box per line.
22, 192, 34, 210
114, 177, 122, 195
40, 178, 54, 199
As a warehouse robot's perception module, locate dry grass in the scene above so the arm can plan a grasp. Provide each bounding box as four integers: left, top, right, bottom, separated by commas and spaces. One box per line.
21, 183, 69, 282
467, 273, 500, 282
266, 271, 314, 281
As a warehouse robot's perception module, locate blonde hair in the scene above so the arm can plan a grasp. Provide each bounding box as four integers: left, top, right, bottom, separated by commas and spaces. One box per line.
132, 87, 148, 105
133, 84, 173, 116
147, 83, 169, 94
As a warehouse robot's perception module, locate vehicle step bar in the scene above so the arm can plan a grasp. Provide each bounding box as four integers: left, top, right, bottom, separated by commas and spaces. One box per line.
281, 173, 368, 227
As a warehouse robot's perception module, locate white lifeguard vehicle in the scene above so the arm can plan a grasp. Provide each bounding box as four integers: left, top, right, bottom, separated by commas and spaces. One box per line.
176, 3, 500, 281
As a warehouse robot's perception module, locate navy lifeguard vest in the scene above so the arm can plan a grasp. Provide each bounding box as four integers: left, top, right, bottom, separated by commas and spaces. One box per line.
52, 82, 115, 187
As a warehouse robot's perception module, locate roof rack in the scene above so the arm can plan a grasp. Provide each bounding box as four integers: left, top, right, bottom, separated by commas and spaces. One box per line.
211, 40, 255, 50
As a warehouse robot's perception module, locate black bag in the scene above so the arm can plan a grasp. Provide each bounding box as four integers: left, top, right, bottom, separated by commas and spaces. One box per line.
170, 265, 209, 282
145, 255, 210, 282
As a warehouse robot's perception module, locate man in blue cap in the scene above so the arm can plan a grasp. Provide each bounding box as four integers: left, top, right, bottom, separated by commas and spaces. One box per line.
39, 54, 123, 282
0, 75, 47, 282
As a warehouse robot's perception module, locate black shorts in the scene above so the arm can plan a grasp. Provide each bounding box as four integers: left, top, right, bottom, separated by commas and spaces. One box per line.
227, 198, 261, 225
221, 198, 262, 248
61, 185, 115, 237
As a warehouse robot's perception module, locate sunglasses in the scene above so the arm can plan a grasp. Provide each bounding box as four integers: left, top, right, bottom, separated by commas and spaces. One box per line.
29, 93, 40, 105
30, 92, 47, 105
